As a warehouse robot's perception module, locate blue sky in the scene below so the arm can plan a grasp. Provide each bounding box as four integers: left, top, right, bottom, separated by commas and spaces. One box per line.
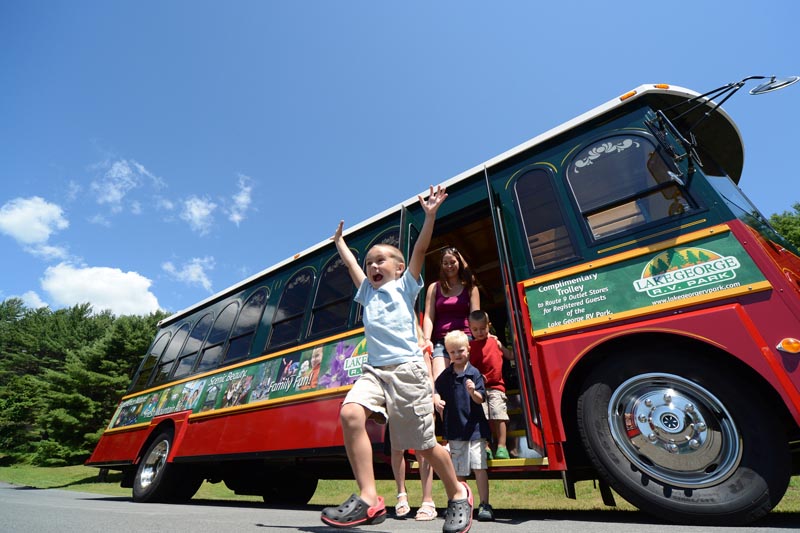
1, 1, 798, 316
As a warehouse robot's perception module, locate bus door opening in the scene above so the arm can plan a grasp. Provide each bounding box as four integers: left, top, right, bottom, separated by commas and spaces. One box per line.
420, 196, 543, 460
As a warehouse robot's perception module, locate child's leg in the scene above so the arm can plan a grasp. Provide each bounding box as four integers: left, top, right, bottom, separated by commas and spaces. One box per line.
495, 419, 508, 449
418, 444, 467, 501
391, 448, 406, 495
340, 402, 378, 505
419, 455, 434, 502
474, 469, 489, 505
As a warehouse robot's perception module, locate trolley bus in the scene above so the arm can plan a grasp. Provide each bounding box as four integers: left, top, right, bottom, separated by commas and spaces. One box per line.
87, 76, 800, 525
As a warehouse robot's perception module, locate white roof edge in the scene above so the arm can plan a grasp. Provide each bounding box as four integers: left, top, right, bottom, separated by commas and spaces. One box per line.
161, 83, 727, 326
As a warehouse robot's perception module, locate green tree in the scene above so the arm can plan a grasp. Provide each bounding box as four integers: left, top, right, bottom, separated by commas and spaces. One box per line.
770, 203, 800, 250
0, 299, 167, 465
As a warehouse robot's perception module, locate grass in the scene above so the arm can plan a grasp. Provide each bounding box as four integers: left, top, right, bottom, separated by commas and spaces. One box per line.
1, 465, 799, 514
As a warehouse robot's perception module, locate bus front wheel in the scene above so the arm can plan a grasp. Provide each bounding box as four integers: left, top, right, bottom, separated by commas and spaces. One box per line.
132, 429, 202, 503
576, 352, 790, 525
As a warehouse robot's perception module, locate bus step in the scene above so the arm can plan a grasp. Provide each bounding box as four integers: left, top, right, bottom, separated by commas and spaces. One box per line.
409, 457, 548, 469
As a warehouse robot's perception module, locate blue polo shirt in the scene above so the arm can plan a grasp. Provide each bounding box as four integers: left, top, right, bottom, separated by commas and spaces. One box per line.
355, 269, 424, 367
435, 363, 490, 442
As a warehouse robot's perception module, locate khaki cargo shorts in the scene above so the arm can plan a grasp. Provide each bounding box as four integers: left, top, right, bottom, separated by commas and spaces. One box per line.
482, 388, 509, 421
343, 359, 436, 451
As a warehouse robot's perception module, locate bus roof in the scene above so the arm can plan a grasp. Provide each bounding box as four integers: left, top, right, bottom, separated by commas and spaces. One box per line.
159, 83, 744, 327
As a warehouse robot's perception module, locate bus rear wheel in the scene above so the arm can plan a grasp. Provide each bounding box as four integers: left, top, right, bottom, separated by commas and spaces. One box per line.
262, 475, 318, 505
132, 429, 202, 503
576, 351, 790, 525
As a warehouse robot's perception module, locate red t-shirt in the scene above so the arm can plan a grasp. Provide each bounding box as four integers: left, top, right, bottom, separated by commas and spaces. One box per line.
469, 337, 505, 392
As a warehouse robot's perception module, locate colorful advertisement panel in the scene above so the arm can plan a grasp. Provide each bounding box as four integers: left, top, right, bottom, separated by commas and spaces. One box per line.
524, 228, 770, 336
108, 334, 367, 430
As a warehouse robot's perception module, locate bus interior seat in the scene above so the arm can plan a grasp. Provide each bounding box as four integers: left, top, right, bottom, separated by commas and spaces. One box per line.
528, 225, 573, 267
587, 201, 645, 239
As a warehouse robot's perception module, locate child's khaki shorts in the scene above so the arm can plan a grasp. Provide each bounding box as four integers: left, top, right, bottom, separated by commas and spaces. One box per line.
343, 359, 436, 451
482, 388, 509, 421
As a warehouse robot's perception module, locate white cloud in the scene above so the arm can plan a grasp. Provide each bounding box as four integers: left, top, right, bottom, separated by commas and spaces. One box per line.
227, 174, 254, 226
180, 196, 217, 235
88, 213, 111, 227
66, 181, 82, 202
155, 197, 175, 211
0, 196, 69, 245
41, 262, 161, 316
89, 159, 164, 211
162, 257, 215, 292
20, 291, 48, 309
131, 201, 142, 215
91, 160, 140, 206
27, 244, 69, 261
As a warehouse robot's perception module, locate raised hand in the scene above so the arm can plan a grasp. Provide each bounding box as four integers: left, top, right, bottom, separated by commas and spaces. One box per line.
332, 220, 344, 242
418, 185, 447, 216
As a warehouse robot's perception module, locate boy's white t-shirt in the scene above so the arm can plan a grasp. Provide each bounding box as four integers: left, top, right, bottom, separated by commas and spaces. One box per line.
354, 269, 424, 367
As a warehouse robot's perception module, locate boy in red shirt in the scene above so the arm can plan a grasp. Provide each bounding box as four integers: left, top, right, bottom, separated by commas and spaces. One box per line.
467, 310, 514, 459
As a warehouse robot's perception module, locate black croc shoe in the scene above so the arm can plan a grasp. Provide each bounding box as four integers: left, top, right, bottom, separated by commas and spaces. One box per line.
320, 493, 387, 528
442, 481, 473, 533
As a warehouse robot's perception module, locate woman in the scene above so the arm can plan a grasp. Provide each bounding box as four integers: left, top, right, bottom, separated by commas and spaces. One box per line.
422, 247, 480, 383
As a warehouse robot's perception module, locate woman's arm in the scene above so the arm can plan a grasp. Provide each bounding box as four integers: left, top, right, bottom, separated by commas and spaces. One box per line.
468, 285, 480, 312
422, 283, 437, 345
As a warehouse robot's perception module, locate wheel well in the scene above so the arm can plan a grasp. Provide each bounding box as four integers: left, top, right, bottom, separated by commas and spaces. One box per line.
560, 332, 799, 474
136, 421, 176, 464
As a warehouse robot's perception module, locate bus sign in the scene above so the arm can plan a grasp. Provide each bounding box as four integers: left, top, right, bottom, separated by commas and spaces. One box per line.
525, 225, 770, 335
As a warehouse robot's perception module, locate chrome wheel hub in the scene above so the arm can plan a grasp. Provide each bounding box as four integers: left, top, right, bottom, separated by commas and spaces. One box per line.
139, 439, 169, 489
609, 373, 741, 488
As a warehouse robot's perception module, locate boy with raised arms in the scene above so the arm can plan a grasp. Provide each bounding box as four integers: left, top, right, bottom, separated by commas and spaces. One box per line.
320, 185, 474, 533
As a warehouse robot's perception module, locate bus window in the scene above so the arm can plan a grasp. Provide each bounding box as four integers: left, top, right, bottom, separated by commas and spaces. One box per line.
151, 324, 190, 386
308, 256, 353, 337
224, 288, 268, 362
514, 168, 578, 269
566, 134, 692, 240
130, 332, 171, 391
196, 302, 238, 373
268, 268, 315, 349
172, 313, 213, 379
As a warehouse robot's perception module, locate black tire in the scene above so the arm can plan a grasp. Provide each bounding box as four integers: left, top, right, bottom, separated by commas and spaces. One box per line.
132, 429, 201, 503
261, 475, 318, 505
576, 350, 790, 526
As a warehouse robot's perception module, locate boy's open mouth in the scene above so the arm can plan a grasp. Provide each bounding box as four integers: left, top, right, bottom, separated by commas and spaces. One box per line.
372, 273, 383, 283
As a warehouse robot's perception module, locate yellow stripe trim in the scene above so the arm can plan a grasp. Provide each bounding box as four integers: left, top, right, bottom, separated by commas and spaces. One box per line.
121, 327, 365, 401
532, 281, 772, 336
595, 219, 708, 255
522, 223, 731, 288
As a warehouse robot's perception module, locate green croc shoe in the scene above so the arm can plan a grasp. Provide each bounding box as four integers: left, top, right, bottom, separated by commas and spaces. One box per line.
494, 446, 510, 459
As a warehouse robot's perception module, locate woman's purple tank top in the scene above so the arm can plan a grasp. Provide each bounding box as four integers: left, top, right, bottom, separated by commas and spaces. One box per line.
432, 283, 470, 341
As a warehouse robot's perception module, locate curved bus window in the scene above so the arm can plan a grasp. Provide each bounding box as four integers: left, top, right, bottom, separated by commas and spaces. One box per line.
151, 324, 190, 386
308, 255, 352, 337
515, 168, 578, 269
268, 268, 315, 349
130, 332, 171, 391
224, 288, 268, 363
566, 134, 692, 240
196, 302, 239, 373
172, 313, 213, 379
